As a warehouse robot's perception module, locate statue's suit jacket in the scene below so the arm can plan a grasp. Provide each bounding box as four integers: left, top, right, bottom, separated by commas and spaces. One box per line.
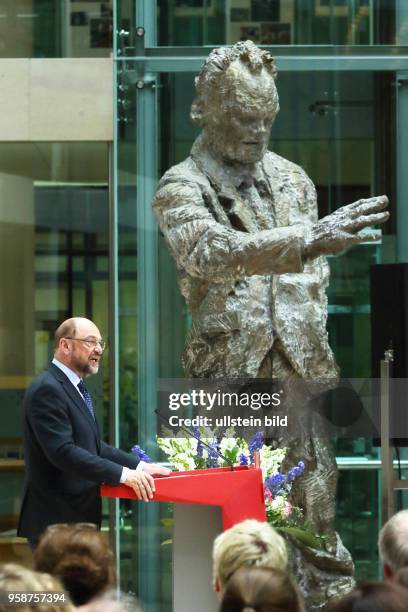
18, 363, 139, 541
153, 136, 338, 380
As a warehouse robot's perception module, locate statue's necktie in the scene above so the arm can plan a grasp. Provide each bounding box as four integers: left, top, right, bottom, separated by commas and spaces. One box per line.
238, 179, 275, 230
77, 380, 95, 420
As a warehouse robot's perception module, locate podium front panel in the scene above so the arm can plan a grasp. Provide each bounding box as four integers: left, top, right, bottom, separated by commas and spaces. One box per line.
173, 504, 222, 612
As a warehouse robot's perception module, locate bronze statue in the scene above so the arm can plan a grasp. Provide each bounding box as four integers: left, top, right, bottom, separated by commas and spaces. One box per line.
153, 41, 389, 610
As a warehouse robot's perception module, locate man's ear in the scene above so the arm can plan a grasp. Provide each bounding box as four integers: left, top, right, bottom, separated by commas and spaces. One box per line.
214, 576, 220, 593
383, 563, 394, 580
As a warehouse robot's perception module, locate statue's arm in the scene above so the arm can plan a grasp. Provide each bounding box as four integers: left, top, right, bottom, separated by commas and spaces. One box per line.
153, 180, 307, 281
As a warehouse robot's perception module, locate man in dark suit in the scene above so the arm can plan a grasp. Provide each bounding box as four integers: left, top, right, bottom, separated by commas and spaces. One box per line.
18, 317, 169, 549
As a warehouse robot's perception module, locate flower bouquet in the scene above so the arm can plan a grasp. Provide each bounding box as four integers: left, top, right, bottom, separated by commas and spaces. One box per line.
132, 428, 322, 549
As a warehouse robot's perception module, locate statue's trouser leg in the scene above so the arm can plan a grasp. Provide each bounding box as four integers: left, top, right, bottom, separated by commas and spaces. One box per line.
258, 344, 355, 611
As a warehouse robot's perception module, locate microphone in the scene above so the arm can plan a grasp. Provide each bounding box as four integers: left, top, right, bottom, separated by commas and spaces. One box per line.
154, 409, 235, 470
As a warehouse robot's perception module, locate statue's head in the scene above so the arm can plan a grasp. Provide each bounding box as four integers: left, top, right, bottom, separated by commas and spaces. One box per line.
191, 41, 279, 164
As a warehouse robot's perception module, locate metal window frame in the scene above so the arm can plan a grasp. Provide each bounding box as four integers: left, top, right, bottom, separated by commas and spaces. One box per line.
112, 0, 408, 605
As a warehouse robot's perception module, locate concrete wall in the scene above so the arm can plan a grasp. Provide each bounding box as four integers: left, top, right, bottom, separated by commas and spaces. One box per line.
0, 58, 113, 142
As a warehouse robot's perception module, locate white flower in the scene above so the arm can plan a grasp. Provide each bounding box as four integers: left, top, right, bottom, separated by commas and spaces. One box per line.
224, 427, 236, 439
269, 495, 292, 520
260, 445, 286, 480
172, 452, 196, 471
220, 437, 238, 455
238, 439, 249, 455
158, 437, 197, 456
271, 496, 286, 512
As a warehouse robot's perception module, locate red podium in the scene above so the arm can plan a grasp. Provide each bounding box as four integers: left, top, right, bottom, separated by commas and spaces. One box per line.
102, 465, 265, 529
102, 466, 266, 611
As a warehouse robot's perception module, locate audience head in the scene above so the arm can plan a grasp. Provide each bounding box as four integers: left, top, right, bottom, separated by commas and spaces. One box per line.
394, 566, 408, 588
328, 581, 408, 612
378, 509, 408, 579
219, 566, 305, 612
34, 522, 115, 606
212, 519, 287, 595
0, 563, 74, 612
80, 589, 142, 612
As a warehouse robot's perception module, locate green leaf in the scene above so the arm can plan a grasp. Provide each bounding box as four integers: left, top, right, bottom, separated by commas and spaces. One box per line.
226, 447, 239, 463
161, 539, 173, 547
160, 518, 174, 530
276, 526, 323, 550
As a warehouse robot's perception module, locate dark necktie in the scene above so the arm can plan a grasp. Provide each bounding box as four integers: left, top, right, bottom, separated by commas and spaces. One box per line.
77, 380, 95, 420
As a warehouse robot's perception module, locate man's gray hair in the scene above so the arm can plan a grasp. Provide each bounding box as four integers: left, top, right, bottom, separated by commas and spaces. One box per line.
378, 510, 408, 572
191, 40, 277, 126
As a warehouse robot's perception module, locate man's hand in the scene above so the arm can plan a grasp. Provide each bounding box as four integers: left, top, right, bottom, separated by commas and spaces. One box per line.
123, 463, 171, 501
142, 463, 171, 477
303, 195, 389, 261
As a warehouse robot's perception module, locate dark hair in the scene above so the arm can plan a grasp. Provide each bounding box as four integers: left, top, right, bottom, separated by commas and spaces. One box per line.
328, 581, 408, 612
34, 523, 115, 606
219, 567, 305, 612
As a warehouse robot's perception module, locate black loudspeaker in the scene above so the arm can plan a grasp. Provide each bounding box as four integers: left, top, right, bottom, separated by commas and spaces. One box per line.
370, 263, 408, 379
370, 263, 408, 446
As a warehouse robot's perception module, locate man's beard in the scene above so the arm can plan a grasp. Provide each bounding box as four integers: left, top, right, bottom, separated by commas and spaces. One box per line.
72, 355, 98, 377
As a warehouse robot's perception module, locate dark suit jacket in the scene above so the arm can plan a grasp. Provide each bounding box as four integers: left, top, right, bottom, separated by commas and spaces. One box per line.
18, 363, 139, 541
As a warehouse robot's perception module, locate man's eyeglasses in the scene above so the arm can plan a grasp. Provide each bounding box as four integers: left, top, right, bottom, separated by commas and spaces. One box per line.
65, 337, 106, 351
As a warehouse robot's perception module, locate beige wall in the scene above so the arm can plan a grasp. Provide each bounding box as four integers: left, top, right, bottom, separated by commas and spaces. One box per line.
0, 0, 34, 59
0, 172, 35, 376
0, 58, 113, 142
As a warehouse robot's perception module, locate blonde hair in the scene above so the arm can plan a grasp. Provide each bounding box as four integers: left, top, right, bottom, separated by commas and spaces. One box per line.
212, 520, 288, 590
0, 563, 74, 612
378, 509, 408, 573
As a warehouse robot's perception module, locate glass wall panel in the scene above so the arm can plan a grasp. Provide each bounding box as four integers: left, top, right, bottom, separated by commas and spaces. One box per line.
0, 0, 116, 58
0, 142, 109, 563
336, 465, 380, 579
116, 57, 175, 611
113, 1, 407, 600
115, 57, 396, 590
154, 0, 398, 47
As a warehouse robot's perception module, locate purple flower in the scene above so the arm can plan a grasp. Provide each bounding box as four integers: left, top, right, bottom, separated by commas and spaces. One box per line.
266, 473, 285, 492
207, 440, 220, 468
208, 456, 219, 468
131, 445, 151, 463
239, 453, 249, 466
287, 461, 305, 482
191, 426, 201, 439
287, 468, 297, 482
191, 427, 204, 457
249, 432, 264, 454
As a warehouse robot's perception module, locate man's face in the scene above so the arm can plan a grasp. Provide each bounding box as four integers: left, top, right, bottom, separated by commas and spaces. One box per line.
202, 61, 279, 164
66, 321, 103, 378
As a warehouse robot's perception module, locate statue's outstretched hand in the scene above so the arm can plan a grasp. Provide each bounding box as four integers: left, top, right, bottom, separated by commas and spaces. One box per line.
304, 195, 389, 260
